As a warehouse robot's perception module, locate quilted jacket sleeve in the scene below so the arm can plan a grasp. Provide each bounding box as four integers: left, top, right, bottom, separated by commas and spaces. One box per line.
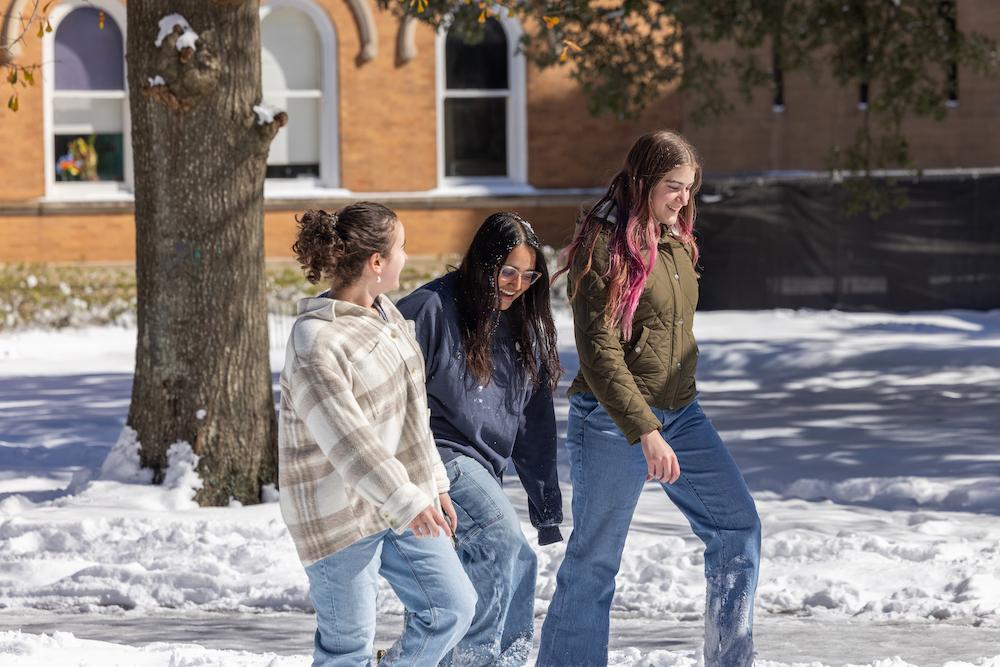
570, 235, 662, 444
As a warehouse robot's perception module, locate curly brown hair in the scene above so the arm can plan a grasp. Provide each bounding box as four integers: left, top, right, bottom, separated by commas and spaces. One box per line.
292, 203, 398, 286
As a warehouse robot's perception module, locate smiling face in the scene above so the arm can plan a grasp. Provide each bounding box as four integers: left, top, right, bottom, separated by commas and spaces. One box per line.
648, 164, 697, 227
496, 244, 538, 311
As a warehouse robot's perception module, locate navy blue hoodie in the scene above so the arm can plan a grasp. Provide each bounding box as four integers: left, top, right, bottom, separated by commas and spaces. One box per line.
397, 273, 563, 545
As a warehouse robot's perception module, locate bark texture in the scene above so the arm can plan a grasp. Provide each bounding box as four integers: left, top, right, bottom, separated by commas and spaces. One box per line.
126, 0, 282, 505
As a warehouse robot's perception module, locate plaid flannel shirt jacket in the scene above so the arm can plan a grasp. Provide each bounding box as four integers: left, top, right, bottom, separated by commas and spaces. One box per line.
278, 295, 449, 566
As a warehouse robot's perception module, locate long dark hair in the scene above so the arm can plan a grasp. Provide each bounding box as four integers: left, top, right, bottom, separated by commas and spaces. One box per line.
553, 130, 702, 339
455, 212, 561, 392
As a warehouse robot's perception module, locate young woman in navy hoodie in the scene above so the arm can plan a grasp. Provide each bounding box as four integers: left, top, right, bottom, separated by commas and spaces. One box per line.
397, 212, 564, 667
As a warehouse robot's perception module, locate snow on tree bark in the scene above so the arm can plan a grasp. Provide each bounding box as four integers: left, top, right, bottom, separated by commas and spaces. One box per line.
126, 0, 279, 506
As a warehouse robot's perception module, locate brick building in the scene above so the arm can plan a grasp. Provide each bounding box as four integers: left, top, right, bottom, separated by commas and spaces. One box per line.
1, 0, 998, 263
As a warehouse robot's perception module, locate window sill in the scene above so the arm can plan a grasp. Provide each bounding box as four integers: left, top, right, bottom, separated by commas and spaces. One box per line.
263, 183, 352, 200
264, 184, 604, 210
432, 182, 601, 197
4, 185, 605, 216
42, 191, 135, 203
32, 190, 136, 216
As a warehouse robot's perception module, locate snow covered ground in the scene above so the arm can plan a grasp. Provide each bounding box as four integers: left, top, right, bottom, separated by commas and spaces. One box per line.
1, 308, 999, 666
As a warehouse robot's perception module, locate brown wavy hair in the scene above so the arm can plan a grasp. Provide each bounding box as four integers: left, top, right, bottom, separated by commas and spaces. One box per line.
292, 202, 398, 286
553, 130, 701, 339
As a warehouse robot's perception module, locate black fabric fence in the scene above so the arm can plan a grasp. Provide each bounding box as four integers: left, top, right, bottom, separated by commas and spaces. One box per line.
694, 175, 1000, 311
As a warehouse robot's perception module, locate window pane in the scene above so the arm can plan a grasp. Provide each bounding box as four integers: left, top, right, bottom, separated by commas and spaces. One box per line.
265, 163, 321, 179
265, 97, 320, 179
53, 96, 124, 134
444, 97, 507, 177
53, 134, 124, 182
445, 19, 508, 90
55, 8, 124, 91
262, 8, 321, 91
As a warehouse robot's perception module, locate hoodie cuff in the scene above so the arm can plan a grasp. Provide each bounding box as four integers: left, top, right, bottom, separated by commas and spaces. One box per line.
537, 525, 563, 546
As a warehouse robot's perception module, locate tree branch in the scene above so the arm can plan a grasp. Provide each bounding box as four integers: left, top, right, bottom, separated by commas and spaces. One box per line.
1, 0, 42, 63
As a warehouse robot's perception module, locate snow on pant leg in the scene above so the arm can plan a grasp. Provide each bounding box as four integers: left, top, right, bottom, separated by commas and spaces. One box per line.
377, 529, 478, 667
304, 531, 384, 667
496, 519, 537, 666
536, 392, 648, 667
439, 455, 536, 667
656, 399, 761, 667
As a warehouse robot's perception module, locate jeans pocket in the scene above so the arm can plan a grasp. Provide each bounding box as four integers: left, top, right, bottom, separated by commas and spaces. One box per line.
448, 462, 505, 548
581, 400, 621, 437
570, 392, 602, 423
445, 458, 463, 486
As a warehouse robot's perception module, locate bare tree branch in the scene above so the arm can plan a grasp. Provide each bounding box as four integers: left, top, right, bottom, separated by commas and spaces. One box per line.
1, 0, 42, 62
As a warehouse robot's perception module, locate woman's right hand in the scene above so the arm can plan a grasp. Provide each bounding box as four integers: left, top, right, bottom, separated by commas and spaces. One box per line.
639, 430, 681, 484
409, 504, 453, 538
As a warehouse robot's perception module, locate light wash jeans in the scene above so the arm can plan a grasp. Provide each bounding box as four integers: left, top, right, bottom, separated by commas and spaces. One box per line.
304, 527, 477, 667
439, 455, 537, 667
537, 393, 761, 667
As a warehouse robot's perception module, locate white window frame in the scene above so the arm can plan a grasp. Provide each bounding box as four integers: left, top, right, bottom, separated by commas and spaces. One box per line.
43, 0, 132, 200
435, 11, 527, 190
260, 0, 340, 196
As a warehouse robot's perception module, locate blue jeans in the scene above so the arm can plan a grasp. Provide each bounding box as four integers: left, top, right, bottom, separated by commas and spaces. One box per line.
305, 528, 477, 667
439, 455, 537, 666
537, 393, 761, 667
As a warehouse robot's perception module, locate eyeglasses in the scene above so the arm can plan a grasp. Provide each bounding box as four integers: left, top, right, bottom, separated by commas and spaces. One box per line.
498, 265, 543, 286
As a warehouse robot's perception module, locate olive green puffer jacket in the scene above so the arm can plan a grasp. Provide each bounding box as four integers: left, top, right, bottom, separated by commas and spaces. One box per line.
567, 216, 700, 444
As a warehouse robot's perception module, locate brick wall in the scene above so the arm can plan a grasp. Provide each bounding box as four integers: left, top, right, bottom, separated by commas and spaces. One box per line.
0, 201, 582, 263
0, 211, 135, 262
526, 56, 684, 188
684, 2, 1000, 172
0, 23, 45, 202
264, 202, 580, 260
328, 0, 438, 192
2, 0, 998, 264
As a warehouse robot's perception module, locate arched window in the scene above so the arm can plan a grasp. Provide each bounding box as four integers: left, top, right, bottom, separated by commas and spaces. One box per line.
261, 1, 339, 190
46, 2, 130, 194
437, 16, 526, 187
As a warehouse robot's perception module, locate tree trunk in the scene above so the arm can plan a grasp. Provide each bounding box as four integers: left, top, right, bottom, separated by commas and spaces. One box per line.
126, 0, 281, 505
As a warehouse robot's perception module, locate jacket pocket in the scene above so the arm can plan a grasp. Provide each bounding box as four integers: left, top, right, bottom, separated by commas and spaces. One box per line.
353, 338, 401, 420
624, 325, 651, 365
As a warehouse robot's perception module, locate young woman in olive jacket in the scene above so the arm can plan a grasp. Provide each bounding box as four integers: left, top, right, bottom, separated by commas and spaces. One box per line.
537, 131, 761, 667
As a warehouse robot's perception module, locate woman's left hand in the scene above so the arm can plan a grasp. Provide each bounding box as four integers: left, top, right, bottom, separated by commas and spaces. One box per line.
639, 429, 682, 484
439, 492, 459, 534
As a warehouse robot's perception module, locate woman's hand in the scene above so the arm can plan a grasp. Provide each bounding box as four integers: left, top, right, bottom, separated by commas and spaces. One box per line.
639, 430, 681, 484
439, 492, 459, 534
409, 503, 453, 538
